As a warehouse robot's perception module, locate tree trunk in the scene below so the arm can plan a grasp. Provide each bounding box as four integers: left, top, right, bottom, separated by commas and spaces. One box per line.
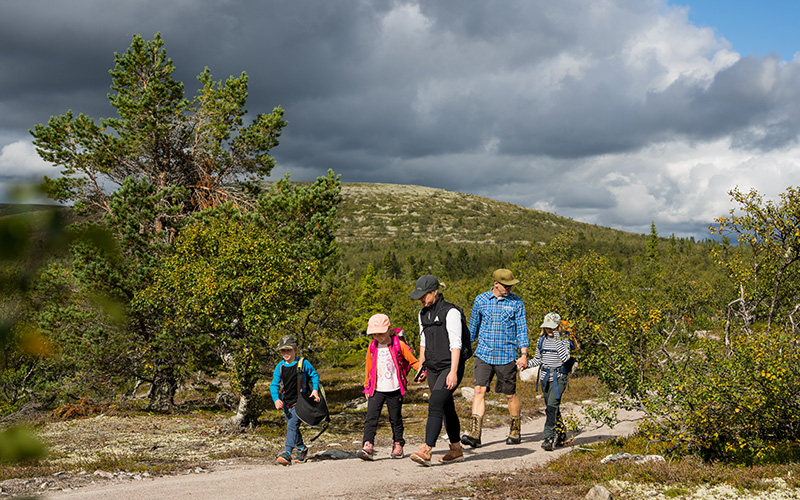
219, 345, 259, 428
147, 369, 177, 412
228, 390, 256, 428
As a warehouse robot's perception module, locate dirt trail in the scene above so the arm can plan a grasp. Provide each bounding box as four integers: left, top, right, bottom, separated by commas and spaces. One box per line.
44, 405, 641, 500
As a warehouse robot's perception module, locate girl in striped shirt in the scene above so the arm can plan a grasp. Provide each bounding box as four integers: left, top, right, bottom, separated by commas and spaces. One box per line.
526, 312, 570, 451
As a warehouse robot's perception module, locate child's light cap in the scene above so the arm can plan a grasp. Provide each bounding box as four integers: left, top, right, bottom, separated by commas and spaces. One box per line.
540, 312, 561, 329
367, 314, 391, 334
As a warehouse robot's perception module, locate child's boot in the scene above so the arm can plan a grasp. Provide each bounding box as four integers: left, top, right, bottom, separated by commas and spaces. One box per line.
356, 441, 375, 461
409, 443, 432, 466
390, 442, 404, 459
276, 451, 292, 465
439, 442, 464, 464
295, 445, 309, 463
505, 416, 522, 445
460, 414, 483, 448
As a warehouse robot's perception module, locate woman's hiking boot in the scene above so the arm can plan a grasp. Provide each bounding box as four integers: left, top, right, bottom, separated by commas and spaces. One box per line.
276, 451, 293, 465
460, 414, 483, 448
541, 437, 555, 451
356, 441, 375, 461
439, 442, 464, 464
390, 442, 404, 459
505, 416, 522, 445
410, 443, 432, 467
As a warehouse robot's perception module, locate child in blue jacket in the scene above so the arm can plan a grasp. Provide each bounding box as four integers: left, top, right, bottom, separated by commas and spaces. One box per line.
269, 335, 320, 465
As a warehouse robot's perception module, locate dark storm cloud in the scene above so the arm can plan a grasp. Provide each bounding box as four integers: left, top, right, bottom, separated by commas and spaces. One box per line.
3, 0, 800, 238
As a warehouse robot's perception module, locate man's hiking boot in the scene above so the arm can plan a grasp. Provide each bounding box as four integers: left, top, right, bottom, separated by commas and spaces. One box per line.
295, 446, 308, 463
555, 431, 567, 447
541, 437, 554, 452
460, 414, 483, 448
505, 416, 522, 445
390, 442, 404, 459
356, 442, 375, 461
410, 443, 432, 467
439, 442, 464, 464
276, 451, 292, 465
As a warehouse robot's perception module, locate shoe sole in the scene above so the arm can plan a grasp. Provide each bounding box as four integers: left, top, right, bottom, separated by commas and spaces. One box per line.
460, 436, 481, 448
391, 454, 404, 459
506, 438, 522, 445
356, 451, 374, 461
410, 455, 431, 467
439, 456, 464, 464
276, 458, 291, 466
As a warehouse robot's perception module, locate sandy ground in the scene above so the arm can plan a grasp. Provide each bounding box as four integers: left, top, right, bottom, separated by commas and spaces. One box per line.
44, 406, 642, 500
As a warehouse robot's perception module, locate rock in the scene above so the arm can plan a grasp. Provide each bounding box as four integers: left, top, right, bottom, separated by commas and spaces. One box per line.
585, 484, 612, 500
600, 452, 665, 464
519, 366, 539, 383
460, 387, 474, 401
313, 449, 352, 460
342, 396, 368, 411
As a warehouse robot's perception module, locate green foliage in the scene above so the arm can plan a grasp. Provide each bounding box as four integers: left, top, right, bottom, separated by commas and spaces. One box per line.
634, 185, 800, 464
25, 33, 291, 413
31, 33, 286, 215
135, 173, 340, 424
642, 329, 800, 464
711, 186, 800, 333
0, 427, 46, 464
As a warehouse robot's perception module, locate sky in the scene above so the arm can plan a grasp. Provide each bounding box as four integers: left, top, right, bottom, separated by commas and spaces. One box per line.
2, 0, 800, 240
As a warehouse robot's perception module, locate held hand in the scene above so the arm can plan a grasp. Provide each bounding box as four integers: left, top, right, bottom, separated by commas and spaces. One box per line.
415, 370, 427, 383
445, 371, 458, 390
274, 400, 284, 409
311, 390, 321, 403
516, 355, 528, 370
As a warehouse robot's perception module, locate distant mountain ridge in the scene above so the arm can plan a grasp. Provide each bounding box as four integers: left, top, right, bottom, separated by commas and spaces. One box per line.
336, 182, 635, 246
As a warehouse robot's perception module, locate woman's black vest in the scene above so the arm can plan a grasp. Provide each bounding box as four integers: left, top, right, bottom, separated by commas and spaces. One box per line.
420, 295, 457, 372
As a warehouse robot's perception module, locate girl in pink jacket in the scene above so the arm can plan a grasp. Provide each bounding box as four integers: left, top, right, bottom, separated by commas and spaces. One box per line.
357, 314, 420, 460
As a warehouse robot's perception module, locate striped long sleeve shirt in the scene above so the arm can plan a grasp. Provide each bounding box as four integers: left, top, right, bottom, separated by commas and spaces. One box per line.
527, 332, 570, 380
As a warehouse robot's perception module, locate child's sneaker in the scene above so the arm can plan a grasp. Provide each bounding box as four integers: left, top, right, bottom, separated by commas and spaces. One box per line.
356, 442, 375, 461
276, 451, 292, 465
390, 442, 404, 459
295, 446, 308, 463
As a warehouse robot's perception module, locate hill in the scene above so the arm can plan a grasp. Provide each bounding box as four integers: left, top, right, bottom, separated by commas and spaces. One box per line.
0, 182, 709, 280
334, 182, 665, 277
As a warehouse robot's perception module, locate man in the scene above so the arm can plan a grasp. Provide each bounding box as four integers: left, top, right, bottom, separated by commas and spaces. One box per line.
461, 269, 529, 447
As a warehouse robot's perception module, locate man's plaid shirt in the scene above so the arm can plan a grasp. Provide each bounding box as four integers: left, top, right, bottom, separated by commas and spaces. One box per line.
468, 289, 529, 365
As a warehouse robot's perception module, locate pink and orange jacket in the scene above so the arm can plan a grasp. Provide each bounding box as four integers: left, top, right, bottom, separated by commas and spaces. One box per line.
362, 336, 421, 397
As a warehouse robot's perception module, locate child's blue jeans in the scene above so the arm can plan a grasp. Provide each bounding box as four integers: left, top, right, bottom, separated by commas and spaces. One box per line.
283, 405, 305, 453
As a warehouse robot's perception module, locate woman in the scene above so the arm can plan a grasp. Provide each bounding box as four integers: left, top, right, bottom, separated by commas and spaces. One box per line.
407, 274, 465, 466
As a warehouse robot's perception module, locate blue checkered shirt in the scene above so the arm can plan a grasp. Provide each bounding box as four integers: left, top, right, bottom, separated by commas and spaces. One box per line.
469, 290, 529, 365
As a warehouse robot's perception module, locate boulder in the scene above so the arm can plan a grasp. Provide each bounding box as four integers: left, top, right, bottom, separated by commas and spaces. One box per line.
585, 484, 612, 500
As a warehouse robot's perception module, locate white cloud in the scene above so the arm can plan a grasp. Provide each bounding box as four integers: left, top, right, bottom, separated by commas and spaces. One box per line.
0, 141, 52, 179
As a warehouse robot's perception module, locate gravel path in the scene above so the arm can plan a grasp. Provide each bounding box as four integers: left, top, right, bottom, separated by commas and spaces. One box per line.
45, 407, 642, 500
